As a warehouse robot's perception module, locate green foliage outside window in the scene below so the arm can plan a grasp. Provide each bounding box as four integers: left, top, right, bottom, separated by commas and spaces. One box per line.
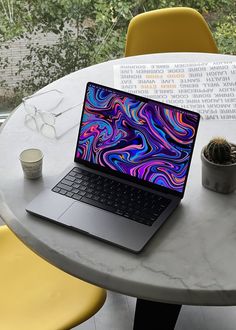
0, 0, 235, 108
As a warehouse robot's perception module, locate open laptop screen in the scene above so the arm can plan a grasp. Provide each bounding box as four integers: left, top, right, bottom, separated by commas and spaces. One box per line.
75, 82, 200, 197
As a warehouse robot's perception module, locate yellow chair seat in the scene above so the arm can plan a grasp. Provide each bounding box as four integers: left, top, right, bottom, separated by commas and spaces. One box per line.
0, 225, 106, 330
125, 7, 218, 57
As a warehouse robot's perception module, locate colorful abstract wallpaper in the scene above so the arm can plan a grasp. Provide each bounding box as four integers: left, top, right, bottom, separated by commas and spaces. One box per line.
76, 84, 199, 193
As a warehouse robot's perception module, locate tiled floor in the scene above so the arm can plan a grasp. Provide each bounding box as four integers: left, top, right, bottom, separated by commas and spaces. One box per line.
1, 220, 236, 330
74, 292, 236, 330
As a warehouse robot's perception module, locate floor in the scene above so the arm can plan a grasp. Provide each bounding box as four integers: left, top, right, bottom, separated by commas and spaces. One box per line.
73, 292, 236, 330
1, 219, 236, 330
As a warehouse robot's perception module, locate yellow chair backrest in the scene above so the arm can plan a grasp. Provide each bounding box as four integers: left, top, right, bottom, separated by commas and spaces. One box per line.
125, 7, 218, 56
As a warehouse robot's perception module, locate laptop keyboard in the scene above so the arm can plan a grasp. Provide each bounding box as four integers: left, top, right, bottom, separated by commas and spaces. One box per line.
52, 167, 171, 226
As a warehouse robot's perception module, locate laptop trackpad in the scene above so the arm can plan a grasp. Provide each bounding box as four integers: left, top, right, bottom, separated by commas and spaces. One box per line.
58, 200, 147, 244
60, 200, 128, 232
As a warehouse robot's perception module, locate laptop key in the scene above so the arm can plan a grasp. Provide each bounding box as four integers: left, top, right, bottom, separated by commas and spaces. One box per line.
64, 175, 75, 182
73, 194, 82, 201
72, 183, 80, 189
52, 187, 60, 193
61, 179, 73, 186
58, 189, 67, 195
75, 178, 82, 184
69, 171, 77, 177
66, 192, 74, 197
57, 183, 72, 191
77, 190, 86, 196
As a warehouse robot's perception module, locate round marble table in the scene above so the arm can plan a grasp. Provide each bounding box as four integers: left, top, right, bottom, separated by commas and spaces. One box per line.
1, 53, 236, 318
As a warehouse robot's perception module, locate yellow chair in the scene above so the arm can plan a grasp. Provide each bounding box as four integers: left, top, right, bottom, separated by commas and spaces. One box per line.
0, 225, 106, 330
0, 196, 106, 330
125, 7, 218, 56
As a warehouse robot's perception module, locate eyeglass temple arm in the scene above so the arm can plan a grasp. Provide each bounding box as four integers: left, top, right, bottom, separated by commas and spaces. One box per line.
55, 103, 83, 117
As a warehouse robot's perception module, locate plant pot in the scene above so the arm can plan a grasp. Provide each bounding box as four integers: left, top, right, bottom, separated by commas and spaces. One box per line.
201, 147, 236, 194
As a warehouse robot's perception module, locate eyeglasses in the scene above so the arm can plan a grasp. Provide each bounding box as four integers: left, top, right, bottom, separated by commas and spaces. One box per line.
23, 89, 81, 137
23, 89, 64, 126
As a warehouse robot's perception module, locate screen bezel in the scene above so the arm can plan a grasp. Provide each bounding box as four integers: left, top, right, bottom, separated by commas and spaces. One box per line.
74, 82, 200, 199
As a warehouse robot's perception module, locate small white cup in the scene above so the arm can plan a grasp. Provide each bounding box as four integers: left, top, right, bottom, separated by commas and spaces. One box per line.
19, 148, 43, 179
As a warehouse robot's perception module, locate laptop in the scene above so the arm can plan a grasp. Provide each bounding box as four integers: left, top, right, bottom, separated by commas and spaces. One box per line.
26, 82, 200, 253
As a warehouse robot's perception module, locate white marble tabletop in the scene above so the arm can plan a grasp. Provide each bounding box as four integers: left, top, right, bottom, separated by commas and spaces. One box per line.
0, 53, 236, 306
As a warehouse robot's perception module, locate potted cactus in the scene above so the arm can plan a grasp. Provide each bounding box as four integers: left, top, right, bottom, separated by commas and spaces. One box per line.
201, 137, 236, 194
